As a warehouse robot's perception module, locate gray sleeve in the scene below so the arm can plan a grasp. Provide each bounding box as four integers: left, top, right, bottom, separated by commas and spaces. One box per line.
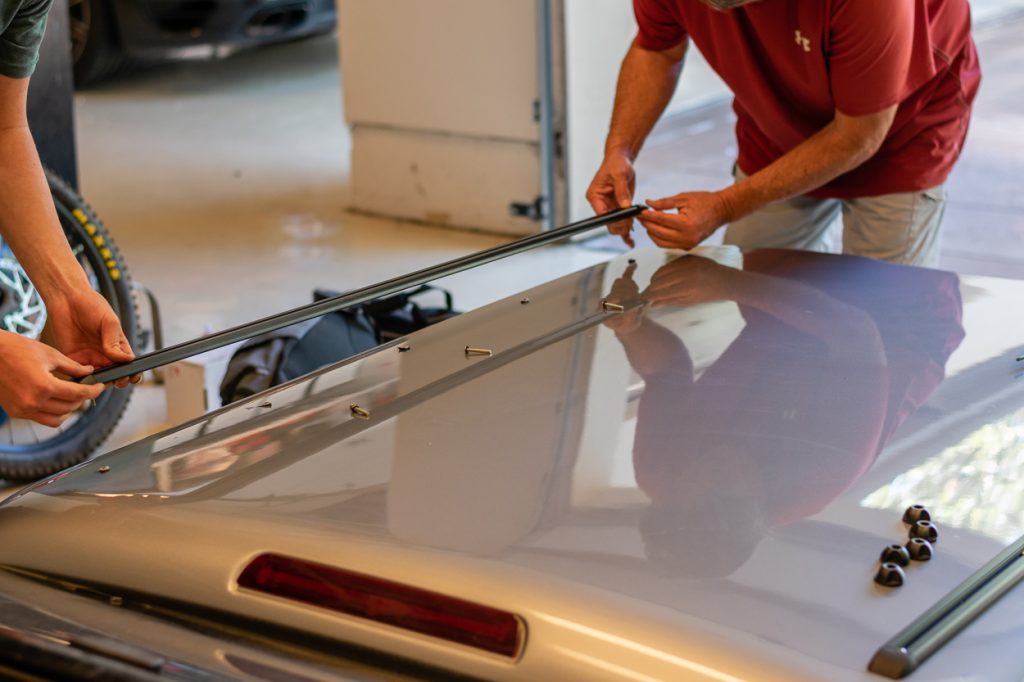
0, 0, 55, 79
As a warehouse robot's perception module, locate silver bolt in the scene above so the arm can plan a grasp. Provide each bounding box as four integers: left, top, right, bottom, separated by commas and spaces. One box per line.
520, 297, 531, 305
602, 301, 625, 313
98, 465, 110, 474
350, 404, 370, 420
465, 346, 493, 357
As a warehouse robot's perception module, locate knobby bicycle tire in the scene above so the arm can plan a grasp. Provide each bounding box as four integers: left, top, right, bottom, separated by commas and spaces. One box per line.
0, 170, 138, 481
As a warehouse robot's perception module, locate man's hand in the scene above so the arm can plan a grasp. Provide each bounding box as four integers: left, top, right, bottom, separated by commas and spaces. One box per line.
602, 261, 648, 333
0, 331, 105, 427
638, 191, 732, 250
642, 255, 738, 308
45, 289, 139, 389
586, 154, 638, 247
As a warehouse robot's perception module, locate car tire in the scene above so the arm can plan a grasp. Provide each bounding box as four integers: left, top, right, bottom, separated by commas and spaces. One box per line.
69, 0, 126, 86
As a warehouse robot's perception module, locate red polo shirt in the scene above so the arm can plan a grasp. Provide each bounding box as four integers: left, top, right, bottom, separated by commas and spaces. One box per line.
633, 0, 981, 198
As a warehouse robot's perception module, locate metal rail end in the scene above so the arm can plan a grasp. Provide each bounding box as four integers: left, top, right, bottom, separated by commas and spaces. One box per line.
868, 646, 913, 679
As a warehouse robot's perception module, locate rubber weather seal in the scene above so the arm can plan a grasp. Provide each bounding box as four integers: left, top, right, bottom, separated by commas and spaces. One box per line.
868, 533, 1024, 678
83, 205, 645, 385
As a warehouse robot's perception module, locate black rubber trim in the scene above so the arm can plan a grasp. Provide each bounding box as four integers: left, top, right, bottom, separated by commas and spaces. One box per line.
868, 534, 1024, 678
0, 623, 166, 681
83, 205, 646, 385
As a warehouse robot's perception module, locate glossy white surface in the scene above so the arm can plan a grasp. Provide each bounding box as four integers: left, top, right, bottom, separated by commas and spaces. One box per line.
3, 248, 1024, 680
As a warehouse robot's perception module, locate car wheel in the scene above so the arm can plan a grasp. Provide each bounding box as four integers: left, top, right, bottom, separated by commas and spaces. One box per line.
69, 0, 125, 86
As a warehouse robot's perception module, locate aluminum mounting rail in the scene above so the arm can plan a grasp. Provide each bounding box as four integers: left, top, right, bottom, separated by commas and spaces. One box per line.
869, 533, 1024, 678
83, 205, 646, 385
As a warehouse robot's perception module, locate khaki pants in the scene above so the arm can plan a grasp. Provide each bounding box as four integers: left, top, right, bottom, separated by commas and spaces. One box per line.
723, 170, 947, 267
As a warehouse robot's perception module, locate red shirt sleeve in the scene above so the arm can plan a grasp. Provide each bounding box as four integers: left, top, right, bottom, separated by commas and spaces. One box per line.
828, 0, 926, 116
633, 0, 688, 52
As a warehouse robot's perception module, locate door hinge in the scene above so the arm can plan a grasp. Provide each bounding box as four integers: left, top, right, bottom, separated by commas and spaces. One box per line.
509, 196, 545, 222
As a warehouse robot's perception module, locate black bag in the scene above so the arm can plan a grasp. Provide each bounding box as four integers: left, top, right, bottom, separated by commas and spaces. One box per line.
219, 286, 458, 406
341, 285, 459, 342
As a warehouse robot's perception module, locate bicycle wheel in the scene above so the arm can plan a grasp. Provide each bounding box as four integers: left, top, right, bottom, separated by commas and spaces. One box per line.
0, 170, 138, 481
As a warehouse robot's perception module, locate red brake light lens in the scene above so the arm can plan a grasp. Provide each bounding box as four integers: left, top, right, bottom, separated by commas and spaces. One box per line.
237, 553, 523, 658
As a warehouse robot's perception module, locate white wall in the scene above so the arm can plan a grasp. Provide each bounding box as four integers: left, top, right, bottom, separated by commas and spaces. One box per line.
338, 0, 545, 234
337, 0, 731, 232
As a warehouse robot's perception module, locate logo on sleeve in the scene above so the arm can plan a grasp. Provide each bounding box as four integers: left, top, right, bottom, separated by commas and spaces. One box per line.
794, 30, 811, 52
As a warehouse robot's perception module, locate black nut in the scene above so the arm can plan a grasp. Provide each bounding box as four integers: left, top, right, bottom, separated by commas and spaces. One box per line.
902, 504, 932, 525
906, 537, 934, 562
874, 562, 906, 588
880, 544, 911, 567
909, 520, 939, 543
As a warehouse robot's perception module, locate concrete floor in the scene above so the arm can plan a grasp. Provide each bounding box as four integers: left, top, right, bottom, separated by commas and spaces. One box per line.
10, 8, 1024, 471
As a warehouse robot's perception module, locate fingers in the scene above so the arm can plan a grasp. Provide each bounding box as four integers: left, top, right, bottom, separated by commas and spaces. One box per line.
101, 316, 135, 363
613, 176, 634, 209
637, 211, 702, 250
6, 377, 102, 428
586, 174, 619, 216
50, 352, 94, 379
48, 373, 106, 403
645, 196, 682, 211
41, 396, 89, 414
120, 373, 143, 388
618, 226, 635, 249
30, 412, 71, 429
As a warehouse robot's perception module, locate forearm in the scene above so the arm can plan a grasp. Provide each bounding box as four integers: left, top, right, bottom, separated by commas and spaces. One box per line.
615, 316, 694, 379
718, 108, 895, 222
605, 42, 686, 160
0, 125, 89, 301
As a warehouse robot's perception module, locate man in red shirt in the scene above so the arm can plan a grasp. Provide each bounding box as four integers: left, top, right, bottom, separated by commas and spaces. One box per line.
587, 0, 980, 266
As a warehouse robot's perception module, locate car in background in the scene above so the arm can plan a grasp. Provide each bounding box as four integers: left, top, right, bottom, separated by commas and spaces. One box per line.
1, 246, 1024, 680
68, 0, 336, 84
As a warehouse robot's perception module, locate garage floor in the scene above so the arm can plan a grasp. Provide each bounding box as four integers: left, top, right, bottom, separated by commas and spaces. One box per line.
14, 9, 1024, 471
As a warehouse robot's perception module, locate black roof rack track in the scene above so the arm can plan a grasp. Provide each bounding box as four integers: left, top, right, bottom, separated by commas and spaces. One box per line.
869, 533, 1024, 678
83, 205, 645, 385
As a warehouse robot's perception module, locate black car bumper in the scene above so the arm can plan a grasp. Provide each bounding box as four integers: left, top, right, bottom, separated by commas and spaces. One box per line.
110, 0, 336, 60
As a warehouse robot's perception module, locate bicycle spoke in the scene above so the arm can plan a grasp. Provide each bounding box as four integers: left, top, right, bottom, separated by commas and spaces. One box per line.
26, 421, 40, 445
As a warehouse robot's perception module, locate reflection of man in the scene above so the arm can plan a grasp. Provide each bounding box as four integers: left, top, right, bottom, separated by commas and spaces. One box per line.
0, 0, 136, 426
587, 0, 980, 266
606, 251, 964, 576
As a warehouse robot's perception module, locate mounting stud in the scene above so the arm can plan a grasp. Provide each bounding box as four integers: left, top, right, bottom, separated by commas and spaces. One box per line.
874, 563, 906, 588
880, 544, 911, 567
909, 520, 939, 544
906, 538, 934, 562
902, 504, 931, 525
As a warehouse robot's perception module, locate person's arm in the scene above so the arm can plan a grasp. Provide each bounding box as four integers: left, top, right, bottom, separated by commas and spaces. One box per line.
0, 76, 94, 299
639, 106, 897, 249
0, 74, 134, 425
586, 40, 686, 246
0, 75, 134, 375
639, 0, 918, 250
643, 256, 887, 365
